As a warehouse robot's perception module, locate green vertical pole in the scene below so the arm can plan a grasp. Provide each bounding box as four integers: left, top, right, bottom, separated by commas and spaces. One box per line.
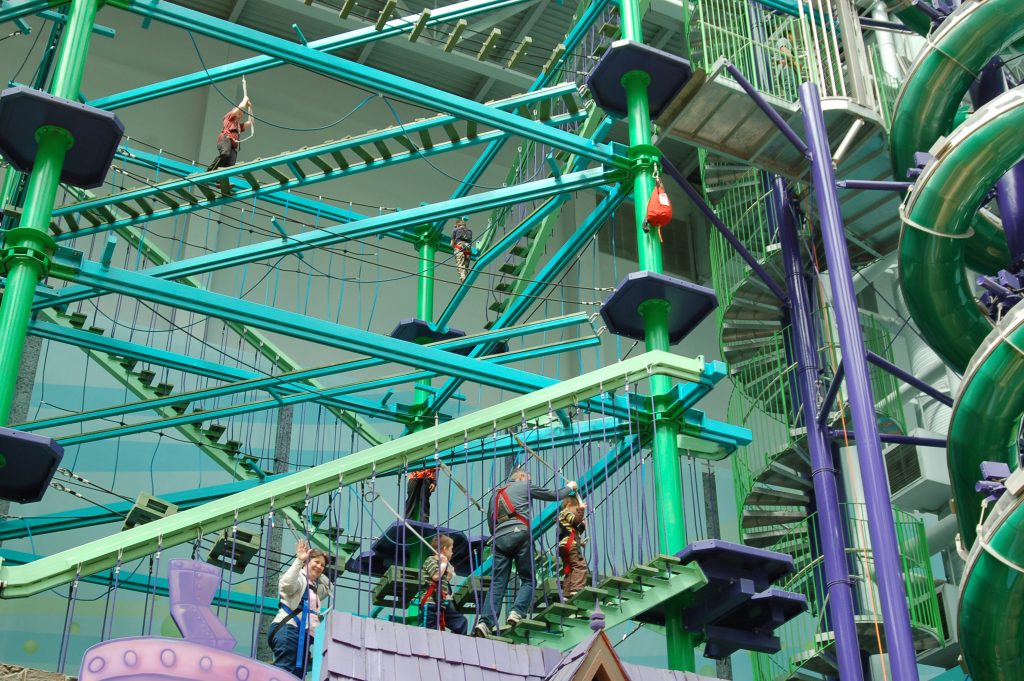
619, 0, 695, 671
407, 226, 436, 576
0, 0, 100, 424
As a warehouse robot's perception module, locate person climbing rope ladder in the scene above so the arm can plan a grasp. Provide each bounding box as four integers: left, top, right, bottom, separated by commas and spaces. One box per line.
207, 80, 254, 174
558, 495, 588, 599
474, 468, 577, 637
416, 534, 468, 634
451, 218, 473, 282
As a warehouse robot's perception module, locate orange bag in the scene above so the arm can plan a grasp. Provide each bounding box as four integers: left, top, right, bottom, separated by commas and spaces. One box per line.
645, 179, 672, 242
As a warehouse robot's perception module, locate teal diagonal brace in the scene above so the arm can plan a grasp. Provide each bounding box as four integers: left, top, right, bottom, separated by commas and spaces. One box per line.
92, 0, 539, 110
54, 109, 583, 240
426, 182, 627, 414
121, 0, 626, 168
0, 350, 712, 598
23, 314, 596, 434
53, 336, 602, 445
36, 166, 619, 313
436, 194, 568, 326
0, 474, 286, 541
0, 0, 66, 24
427, 0, 611, 240
0, 549, 278, 615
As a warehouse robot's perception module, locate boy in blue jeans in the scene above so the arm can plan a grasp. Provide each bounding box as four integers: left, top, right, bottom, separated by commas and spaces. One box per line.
418, 534, 468, 634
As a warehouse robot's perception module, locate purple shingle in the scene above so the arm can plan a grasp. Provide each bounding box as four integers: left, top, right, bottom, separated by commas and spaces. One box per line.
462, 662, 485, 681
424, 627, 445, 660
442, 630, 463, 663
406, 626, 429, 657
474, 637, 495, 670
418, 658, 442, 681
459, 636, 481, 667
490, 639, 512, 671
374, 620, 398, 653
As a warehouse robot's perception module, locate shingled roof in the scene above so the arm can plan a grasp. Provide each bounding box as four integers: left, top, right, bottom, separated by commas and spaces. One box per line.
319, 613, 724, 681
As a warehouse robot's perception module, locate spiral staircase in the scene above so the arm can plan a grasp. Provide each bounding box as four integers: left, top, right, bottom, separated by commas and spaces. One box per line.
686, 1, 946, 679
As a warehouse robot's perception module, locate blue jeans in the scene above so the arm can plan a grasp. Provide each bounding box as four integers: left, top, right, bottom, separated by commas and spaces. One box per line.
421, 600, 469, 635
480, 527, 534, 628
269, 623, 308, 677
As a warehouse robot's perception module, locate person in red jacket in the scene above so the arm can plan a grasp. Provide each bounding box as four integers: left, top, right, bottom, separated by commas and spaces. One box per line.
207, 95, 253, 172
405, 467, 438, 522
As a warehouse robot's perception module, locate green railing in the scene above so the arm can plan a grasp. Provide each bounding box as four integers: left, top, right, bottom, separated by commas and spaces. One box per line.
704, 151, 777, 320
693, 0, 858, 104
868, 42, 901, 130
728, 311, 906, 512
752, 504, 944, 681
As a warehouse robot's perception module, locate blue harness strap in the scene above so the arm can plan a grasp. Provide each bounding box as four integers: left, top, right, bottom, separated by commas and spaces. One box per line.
275, 583, 311, 673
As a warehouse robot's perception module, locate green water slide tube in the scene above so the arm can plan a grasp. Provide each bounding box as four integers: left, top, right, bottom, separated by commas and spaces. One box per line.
900, 84, 1024, 681
890, 0, 1024, 275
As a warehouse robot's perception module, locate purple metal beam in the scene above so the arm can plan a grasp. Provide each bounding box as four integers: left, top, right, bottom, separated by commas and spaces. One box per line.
971, 58, 1024, 263
662, 159, 788, 302
836, 179, 913, 192
799, 82, 921, 681
865, 351, 953, 407
817, 359, 844, 428
723, 61, 810, 159
830, 431, 947, 448
773, 176, 863, 681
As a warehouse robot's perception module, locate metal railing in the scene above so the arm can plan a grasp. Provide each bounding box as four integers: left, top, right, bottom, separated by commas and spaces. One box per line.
752, 504, 944, 681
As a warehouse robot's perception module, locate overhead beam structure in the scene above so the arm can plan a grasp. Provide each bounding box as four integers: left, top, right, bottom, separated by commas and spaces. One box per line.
119, 0, 626, 169
0, 351, 724, 597
37, 165, 620, 312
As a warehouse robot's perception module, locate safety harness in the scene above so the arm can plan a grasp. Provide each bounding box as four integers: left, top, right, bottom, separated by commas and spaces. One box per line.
268, 583, 312, 675
559, 528, 577, 575
417, 580, 448, 630
494, 486, 530, 530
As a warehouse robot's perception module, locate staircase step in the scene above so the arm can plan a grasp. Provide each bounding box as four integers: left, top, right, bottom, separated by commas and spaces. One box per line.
499, 262, 523, 276
495, 282, 514, 292
136, 369, 156, 386
68, 312, 88, 328
743, 526, 801, 549
223, 440, 243, 455
205, 423, 227, 442
760, 460, 812, 489
741, 508, 808, 529
153, 382, 174, 397
489, 299, 509, 313
746, 484, 810, 508
510, 245, 529, 257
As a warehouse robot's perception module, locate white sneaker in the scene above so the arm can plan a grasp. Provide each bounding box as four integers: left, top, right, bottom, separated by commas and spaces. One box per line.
506, 611, 524, 626
473, 621, 492, 638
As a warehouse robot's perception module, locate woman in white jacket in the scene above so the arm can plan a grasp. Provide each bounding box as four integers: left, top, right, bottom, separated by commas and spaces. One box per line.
268, 540, 332, 677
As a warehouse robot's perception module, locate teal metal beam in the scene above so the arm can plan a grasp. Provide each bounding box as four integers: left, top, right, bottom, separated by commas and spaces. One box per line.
436, 195, 567, 327
0, 350, 716, 597
91, 0, 538, 110
0, 0, 66, 24
0, 549, 277, 614
37, 166, 620, 313
428, 0, 612, 240
0, 475, 285, 540
121, 0, 626, 169
23, 315, 598, 435
54, 109, 583, 240
427, 183, 628, 413
54, 336, 602, 445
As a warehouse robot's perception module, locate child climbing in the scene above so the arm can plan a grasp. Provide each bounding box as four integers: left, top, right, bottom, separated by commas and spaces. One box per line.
417, 534, 468, 634
557, 495, 588, 599
474, 467, 577, 637
451, 218, 473, 282
268, 539, 332, 677
405, 467, 438, 522
207, 90, 254, 172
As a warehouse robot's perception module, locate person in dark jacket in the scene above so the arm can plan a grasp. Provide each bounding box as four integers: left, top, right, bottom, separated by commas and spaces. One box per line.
451, 219, 473, 282
473, 468, 576, 636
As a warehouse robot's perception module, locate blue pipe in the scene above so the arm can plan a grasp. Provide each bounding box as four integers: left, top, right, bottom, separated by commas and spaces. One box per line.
800, 82, 920, 681
773, 176, 863, 681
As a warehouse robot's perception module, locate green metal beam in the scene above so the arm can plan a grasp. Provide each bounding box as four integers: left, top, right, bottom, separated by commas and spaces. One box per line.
36, 166, 621, 313
0, 350, 712, 597
120, 0, 626, 169
91, 0, 538, 110
54, 92, 584, 240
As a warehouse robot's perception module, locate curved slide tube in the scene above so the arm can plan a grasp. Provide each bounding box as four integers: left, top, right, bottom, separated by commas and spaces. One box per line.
890, 0, 1024, 275
898, 63, 1024, 681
